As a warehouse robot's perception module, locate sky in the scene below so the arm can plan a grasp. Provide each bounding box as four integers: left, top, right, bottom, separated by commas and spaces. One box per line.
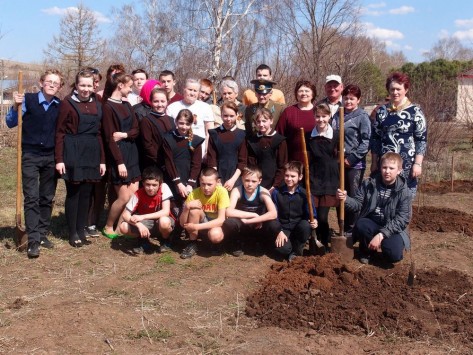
1, 0, 473, 65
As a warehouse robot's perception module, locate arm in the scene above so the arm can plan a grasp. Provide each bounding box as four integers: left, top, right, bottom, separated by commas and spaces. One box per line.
242, 188, 278, 224
102, 104, 125, 166
226, 187, 257, 219
370, 110, 383, 173
411, 106, 428, 178
140, 117, 159, 166
347, 113, 371, 167
193, 207, 227, 231
188, 145, 203, 188
130, 199, 171, 223
272, 139, 288, 190
206, 133, 217, 169
275, 107, 288, 136
379, 187, 411, 238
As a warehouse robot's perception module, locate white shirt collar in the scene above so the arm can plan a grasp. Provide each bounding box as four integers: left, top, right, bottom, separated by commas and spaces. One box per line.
311, 125, 333, 139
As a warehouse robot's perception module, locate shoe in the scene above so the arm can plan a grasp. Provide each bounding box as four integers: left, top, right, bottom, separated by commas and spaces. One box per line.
27, 241, 40, 258
211, 244, 223, 256
85, 225, 100, 238
288, 252, 297, 262
180, 242, 198, 259
80, 236, 92, 245
69, 235, 83, 248
133, 239, 154, 254
359, 255, 370, 264
160, 242, 172, 253
40, 237, 54, 249
232, 241, 244, 257
101, 228, 119, 239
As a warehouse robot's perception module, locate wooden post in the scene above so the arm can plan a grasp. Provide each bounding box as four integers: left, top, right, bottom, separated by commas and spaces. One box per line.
451, 153, 454, 193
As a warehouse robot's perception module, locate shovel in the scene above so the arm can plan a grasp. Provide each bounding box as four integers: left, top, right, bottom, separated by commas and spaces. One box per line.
14, 71, 28, 251
330, 107, 353, 262
300, 128, 325, 256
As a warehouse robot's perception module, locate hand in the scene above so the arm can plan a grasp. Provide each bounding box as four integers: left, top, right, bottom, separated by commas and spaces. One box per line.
118, 164, 127, 179
370, 162, 378, 174
100, 164, 106, 176
309, 219, 318, 229
12, 92, 24, 107
344, 158, 351, 168
185, 185, 193, 195
136, 222, 150, 238
368, 233, 384, 251
337, 189, 347, 201
275, 232, 288, 248
254, 222, 262, 229
184, 223, 198, 233
130, 215, 144, 224
223, 178, 236, 191
56, 163, 66, 175
113, 132, 127, 142
411, 164, 422, 178
268, 186, 275, 194
187, 200, 202, 209
177, 183, 188, 199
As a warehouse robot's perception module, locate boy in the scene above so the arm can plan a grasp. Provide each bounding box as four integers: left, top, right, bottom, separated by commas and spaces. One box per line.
159, 70, 183, 105
242, 64, 286, 105
337, 152, 411, 264
223, 166, 281, 257
179, 167, 230, 259
6, 69, 64, 258
128, 68, 148, 106
198, 78, 214, 104
120, 166, 175, 254
271, 161, 317, 261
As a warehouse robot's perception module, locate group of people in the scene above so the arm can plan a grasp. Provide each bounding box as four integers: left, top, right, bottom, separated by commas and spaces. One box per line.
6, 63, 427, 265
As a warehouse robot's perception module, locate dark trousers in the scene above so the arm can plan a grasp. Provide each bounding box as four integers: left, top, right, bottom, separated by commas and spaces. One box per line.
22, 152, 57, 244
277, 220, 311, 256
354, 217, 404, 262
316, 206, 330, 247
223, 218, 280, 245
65, 181, 93, 240
337, 168, 364, 231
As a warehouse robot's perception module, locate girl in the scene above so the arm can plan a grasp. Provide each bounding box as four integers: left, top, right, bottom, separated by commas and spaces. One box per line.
101, 73, 141, 238
162, 109, 205, 209
140, 87, 175, 170
55, 70, 106, 247
307, 103, 340, 248
207, 101, 247, 191
247, 108, 288, 191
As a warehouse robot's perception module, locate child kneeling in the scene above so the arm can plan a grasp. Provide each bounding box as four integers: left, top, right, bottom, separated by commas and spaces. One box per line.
120, 166, 175, 254
337, 152, 411, 264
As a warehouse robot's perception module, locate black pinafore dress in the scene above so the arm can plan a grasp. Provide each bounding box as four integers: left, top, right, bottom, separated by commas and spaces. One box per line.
108, 103, 141, 185
63, 99, 102, 182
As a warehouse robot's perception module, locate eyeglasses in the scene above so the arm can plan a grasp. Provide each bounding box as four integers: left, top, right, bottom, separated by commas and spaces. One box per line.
43, 80, 61, 87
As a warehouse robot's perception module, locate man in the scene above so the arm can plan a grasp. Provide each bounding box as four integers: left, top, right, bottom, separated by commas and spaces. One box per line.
242, 64, 286, 106
128, 69, 148, 106
159, 70, 183, 105
318, 74, 344, 118
244, 79, 285, 134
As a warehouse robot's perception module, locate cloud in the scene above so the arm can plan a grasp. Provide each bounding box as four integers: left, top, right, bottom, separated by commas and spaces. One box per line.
366, 2, 387, 9
363, 22, 404, 41
438, 29, 450, 39
41, 6, 111, 23
403, 45, 413, 51
453, 29, 473, 41
455, 18, 473, 29
360, 2, 386, 16
388, 6, 414, 15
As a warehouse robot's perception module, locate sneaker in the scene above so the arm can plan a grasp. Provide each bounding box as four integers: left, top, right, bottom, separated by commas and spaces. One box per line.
232, 241, 244, 257
40, 237, 54, 249
133, 239, 154, 254
359, 255, 370, 264
85, 225, 101, 238
180, 242, 198, 259
160, 242, 172, 253
288, 252, 297, 262
27, 241, 40, 258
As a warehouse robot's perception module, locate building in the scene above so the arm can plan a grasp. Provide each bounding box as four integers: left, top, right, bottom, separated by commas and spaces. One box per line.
456, 69, 473, 126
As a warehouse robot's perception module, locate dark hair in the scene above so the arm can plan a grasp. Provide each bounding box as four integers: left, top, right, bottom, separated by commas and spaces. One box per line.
106, 64, 125, 80
386, 72, 410, 91
200, 78, 213, 91
294, 80, 317, 102
159, 70, 176, 80
142, 165, 163, 182
175, 109, 195, 151
200, 167, 219, 179
255, 107, 273, 122
150, 87, 169, 102
284, 161, 303, 176
103, 73, 132, 102
242, 165, 262, 179
221, 101, 239, 115
221, 75, 235, 81
256, 64, 271, 75
342, 84, 361, 99
132, 68, 149, 79
75, 69, 95, 84
315, 103, 331, 116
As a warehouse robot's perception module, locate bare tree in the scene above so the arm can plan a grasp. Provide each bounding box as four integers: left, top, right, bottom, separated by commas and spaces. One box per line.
44, 3, 106, 75
424, 37, 473, 62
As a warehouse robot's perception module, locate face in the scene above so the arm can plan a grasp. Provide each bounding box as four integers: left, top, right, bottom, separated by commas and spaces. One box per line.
176, 117, 192, 136
381, 159, 402, 185
159, 75, 175, 94
151, 92, 168, 113
255, 114, 273, 135
133, 73, 147, 92
183, 83, 199, 105
75, 77, 94, 101
93, 75, 100, 91
200, 175, 218, 196
199, 85, 212, 102
256, 69, 271, 80
221, 107, 237, 130
325, 81, 343, 102
256, 91, 272, 105
143, 179, 160, 197
40, 74, 62, 97
242, 172, 262, 194
118, 80, 133, 98
343, 93, 360, 112
296, 85, 314, 104
221, 86, 237, 102
315, 111, 330, 131
284, 169, 302, 189
389, 81, 408, 105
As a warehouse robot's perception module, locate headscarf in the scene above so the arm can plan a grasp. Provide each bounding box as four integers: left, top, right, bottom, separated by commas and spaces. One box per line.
139, 79, 162, 106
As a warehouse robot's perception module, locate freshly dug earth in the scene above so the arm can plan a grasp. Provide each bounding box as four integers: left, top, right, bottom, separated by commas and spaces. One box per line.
421, 180, 473, 194
246, 254, 473, 347
411, 206, 473, 237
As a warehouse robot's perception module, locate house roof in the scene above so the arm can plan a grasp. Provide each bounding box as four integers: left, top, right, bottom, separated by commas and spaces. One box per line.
458, 68, 473, 79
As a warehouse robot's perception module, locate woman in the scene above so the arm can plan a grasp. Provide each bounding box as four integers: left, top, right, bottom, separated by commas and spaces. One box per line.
371, 72, 427, 197
211, 79, 245, 129
276, 80, 317, 163
332, 84, 371, 232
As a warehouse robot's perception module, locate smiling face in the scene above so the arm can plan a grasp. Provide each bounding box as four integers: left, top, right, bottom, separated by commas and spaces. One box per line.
221, 86, 237, 102
389, 81, 408, 106
183, 83, 199, 105
255, 114, 273, 135
315, 110, 330, 132
221, 107, 237, 130
176, 117, 192, 136
284, 169, 302, 189
296, 85, 314, 104
151, 92, 168, 113
380, 158, 402, 185
343, 93, 360, 112
325, 81, 343, 103
75, 76, 94, 101
256, 91, 272, 105
118, 80, 133, 98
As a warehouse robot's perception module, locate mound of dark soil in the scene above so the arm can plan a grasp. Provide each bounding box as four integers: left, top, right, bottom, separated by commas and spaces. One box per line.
246, 254, 473, 345
421, 180, 473, 194
411, 206, 473, 237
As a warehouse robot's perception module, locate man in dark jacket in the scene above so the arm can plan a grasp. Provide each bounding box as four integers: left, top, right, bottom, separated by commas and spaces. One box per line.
337, 152, 411, 264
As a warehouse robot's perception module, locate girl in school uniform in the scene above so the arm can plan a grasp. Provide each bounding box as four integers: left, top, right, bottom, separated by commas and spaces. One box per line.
140, 87, 175, 171
207, 101, 247, 192
246, 107, 288, 192
306, 103, 340, 249
162, 109, 205, 211
55, 70, 106, 247
101, 73, 141, 238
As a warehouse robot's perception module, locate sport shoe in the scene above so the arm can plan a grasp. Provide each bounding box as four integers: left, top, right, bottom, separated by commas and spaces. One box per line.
180, 242, 198, 259
232, 241, 244, 257
160, 242, 172, 253
288, 252, 297, 262
40, 237, 54, 249
85, 225, 100, 238
27, 241, 40, 258
359, 256, 370, 264
133, 239, 154, 254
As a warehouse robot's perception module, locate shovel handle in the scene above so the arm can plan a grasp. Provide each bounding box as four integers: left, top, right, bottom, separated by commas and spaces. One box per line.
338, 107, 345, 224
16, 71, 23, 223
300, 128, 315, 223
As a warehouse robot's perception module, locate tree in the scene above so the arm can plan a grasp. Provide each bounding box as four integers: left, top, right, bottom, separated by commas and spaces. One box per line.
424, 37, 473, 62
44, 3, 106, 74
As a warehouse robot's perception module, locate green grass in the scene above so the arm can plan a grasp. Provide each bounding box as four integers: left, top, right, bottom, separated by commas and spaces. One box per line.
156, 254, 175, 265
